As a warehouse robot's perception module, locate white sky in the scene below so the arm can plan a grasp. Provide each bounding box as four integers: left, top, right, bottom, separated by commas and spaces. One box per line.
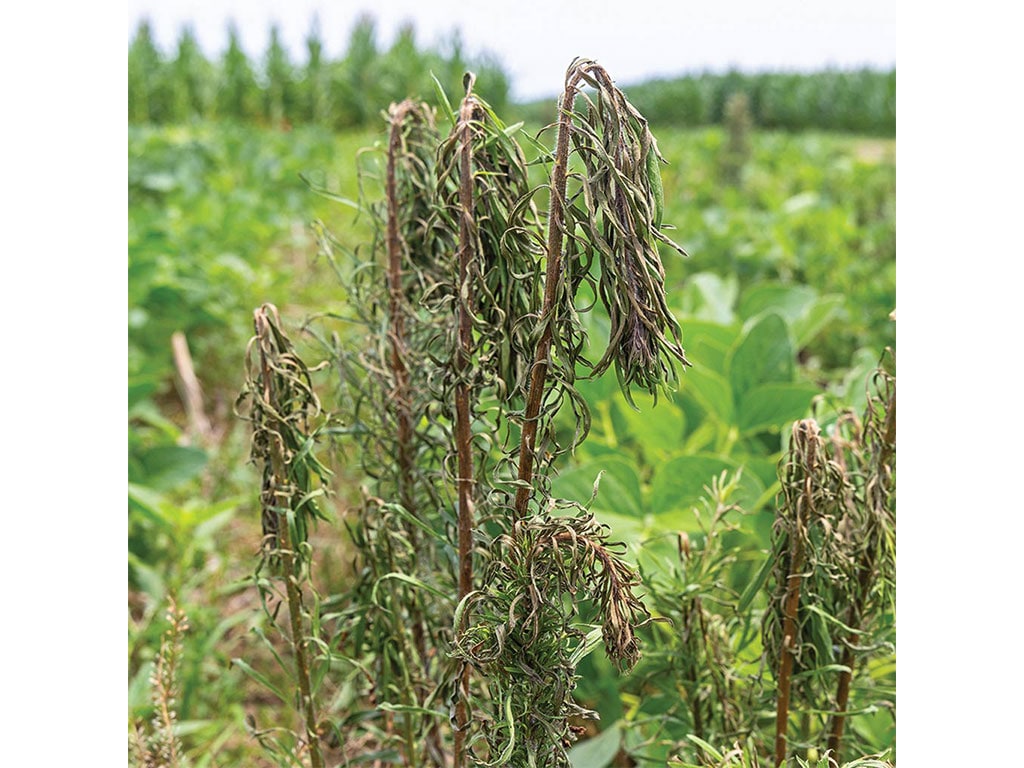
126, 0, 896, 101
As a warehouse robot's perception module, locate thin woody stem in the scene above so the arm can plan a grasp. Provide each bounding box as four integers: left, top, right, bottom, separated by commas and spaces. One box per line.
385, 101, 416, 520
254, 309, 325, 768
828, 384, 895, 760
452, 90, 478, 768
385, 102, 445, 767
774, 421, 817, 768
513, 67, 586, 521
827, 564, 872, 760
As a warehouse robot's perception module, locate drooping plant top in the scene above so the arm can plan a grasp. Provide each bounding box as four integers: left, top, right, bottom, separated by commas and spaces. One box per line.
560, 59, 690, 396
442, 59, 690, 767
513, 57, 691, 519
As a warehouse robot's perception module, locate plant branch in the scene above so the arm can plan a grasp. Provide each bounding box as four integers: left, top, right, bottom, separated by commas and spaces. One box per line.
453, 83, 479, 768
252, 306, 325, 768
386, 100, 417, 520
828, 367, 896, 760
513, 66, 585, 521
774, 420, 818, 768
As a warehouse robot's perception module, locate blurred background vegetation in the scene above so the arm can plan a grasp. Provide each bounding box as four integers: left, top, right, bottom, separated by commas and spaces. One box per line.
128, 15, 894, 766
128, 15, 894, 134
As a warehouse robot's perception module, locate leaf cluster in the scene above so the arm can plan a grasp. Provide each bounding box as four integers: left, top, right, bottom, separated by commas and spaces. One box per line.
308, 101, 459, 765
763, 351, 895, 759
560, 60, 689, 401
453, 507, 651, 766
433, 84, 545, 405
237, 304, 332, 573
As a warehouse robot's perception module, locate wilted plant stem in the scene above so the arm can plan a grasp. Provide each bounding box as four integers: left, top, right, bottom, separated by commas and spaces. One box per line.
386, 102, 416, 519
453, 92, 478, 768
828, 386, 896, 760
514, 69, 583, 521
827, 565, 871, 761
381, 100, 447, 766
774, 420, 817, 768
281, 544, 324, 768
254, 310, 324, 768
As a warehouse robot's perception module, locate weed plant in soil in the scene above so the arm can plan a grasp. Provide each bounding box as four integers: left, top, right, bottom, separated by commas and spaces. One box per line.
128, 64, 895, 767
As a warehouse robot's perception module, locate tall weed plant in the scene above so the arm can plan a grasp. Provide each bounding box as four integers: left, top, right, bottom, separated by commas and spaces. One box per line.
224, 60, 895, 768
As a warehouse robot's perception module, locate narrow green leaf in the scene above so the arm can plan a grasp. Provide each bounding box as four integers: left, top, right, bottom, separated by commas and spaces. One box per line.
231, 658, 289, 705
569, 626, 605, 666
372, 573, 449, 603
299, 172, 362, 210
378, 703, 446, 718
430, 72, 456, 127
737, 552, 774, 613
684, 734, 724, 761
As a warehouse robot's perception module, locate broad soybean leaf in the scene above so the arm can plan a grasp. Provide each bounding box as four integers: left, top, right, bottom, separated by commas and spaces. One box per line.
577, 365, 620, 405
743, 455, 784, 491
569, 721, 622, 768
134, 444, 208, 491
738, 282, 818, 324
591, 509, 649, 547
681, 319, 740, 375
613, 392, 685, 461
680, 363, 734, 426
648, 455, 766, 530
791, 294, 845, 349
649, 455, 734, 516
682, 319, 740, 355
737, 382, 819, 435
551, 458, 644, 518
728, 312, 793, 400
679, 272, 738, 324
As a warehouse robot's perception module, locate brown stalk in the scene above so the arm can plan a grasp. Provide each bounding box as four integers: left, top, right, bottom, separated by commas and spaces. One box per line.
386, 100, 446, 768
385, 101, 416, 519
827, 384, 896, 760
513, 66, 586, 521
171, 330, 214, 445
774, 420, 818, 768
826, 565, 872, 761
453, 88, 479, 768
254, 308, 325, 768
681, 603, 705, 741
